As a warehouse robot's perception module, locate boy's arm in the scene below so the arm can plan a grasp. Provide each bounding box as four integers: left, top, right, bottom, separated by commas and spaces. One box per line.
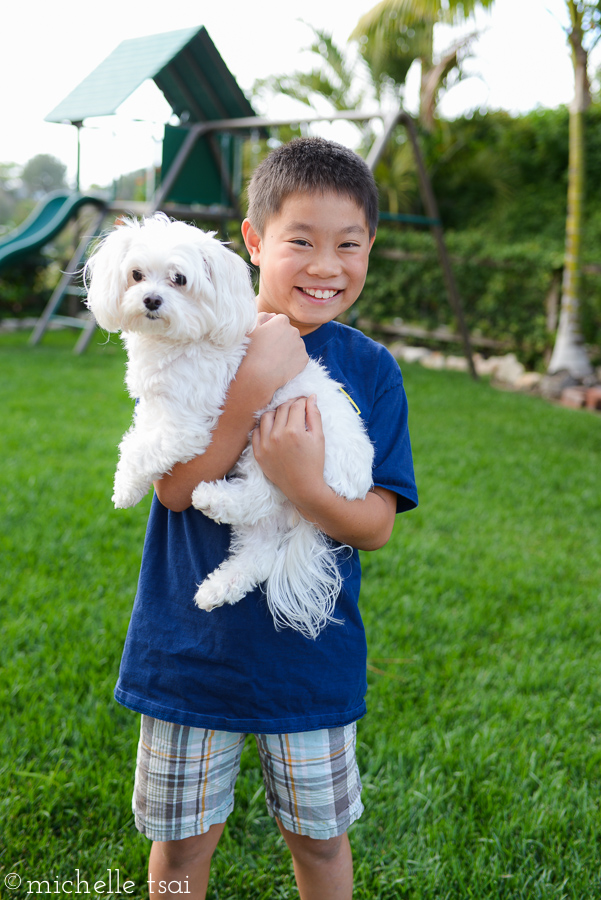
154, 314, 309, 512
251, 395, 397, 551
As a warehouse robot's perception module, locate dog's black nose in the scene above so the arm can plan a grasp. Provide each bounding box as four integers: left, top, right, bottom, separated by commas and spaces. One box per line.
144, 294, 162, 311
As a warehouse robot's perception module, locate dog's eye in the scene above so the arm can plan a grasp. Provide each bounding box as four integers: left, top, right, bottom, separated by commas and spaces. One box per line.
132, 270, 144, 282
172, 273, 187, 287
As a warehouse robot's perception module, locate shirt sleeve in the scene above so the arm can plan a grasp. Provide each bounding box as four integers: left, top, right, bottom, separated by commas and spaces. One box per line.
368, 356, 418, 513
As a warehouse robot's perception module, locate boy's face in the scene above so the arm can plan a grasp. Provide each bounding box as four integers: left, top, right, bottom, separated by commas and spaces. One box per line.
242, 190, 375, 336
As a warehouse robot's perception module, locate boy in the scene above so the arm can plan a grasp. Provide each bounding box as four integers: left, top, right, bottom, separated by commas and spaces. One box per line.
114, 137, 418, 899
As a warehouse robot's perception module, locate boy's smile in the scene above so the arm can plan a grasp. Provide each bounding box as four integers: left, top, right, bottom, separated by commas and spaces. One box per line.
242, 191, 375, 336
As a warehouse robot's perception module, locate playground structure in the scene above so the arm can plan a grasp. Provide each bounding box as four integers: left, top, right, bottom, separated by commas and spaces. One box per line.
0, 25, 476, 375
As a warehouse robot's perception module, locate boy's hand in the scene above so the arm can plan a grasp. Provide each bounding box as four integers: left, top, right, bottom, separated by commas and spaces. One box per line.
243, 313, 308, 400
253, 394, 397, 551
252, 395, 325, 508
154, 314, 307, 512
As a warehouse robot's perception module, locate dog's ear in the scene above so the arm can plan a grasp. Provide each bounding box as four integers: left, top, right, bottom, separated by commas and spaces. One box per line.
204, 242, 257, 348
85, 220, 138, 332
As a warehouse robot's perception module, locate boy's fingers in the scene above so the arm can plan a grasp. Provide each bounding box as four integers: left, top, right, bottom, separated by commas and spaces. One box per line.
284, 397, 311, 431
257, 311, 290, 330
258, 398, 309, 439
269, 399, 300, 434
255, 312, 276, 327
251, 425, 262, 456
253, 410, 275, 453
305, 395, 322, 432
257, 409, 276, 434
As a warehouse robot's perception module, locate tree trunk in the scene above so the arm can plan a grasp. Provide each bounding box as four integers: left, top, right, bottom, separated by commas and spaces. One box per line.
548, 3, 593, 376
418, 22, 436, 131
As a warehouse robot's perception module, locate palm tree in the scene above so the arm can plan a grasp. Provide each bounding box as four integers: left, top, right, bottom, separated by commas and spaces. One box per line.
251, 27, 417, 213
252, 28, 373, 113
548, 0, 596, 377
350, 0, 495, 130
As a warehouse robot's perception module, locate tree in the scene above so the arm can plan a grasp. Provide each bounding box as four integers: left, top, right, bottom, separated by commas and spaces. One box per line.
0, 162, 20, 228
350, 0, 495, 130
252, 28, 379, 116
21, 154, 68, 198
252, 26, 420, 214
548, 0, 599, 377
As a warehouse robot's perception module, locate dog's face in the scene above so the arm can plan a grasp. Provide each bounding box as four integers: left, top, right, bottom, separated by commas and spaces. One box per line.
85, 214, 257, 347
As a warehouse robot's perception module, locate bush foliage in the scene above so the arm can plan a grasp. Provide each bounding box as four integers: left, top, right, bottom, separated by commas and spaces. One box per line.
363, 105, 601, 365
359, 227, 601, 368
390, 106, 601, 246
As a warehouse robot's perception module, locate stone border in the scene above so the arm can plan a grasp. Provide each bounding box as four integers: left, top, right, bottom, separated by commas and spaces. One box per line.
387, 342, 601, 412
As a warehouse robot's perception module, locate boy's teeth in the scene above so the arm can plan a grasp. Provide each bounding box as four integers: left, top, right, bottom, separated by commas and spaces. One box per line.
303, 288, 337, 299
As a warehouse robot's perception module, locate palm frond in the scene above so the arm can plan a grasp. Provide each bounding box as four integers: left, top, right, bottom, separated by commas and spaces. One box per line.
251, 27, 368, 113
351, 0, 494, 37
353, 13, 434, 86
307, 26, 355, 95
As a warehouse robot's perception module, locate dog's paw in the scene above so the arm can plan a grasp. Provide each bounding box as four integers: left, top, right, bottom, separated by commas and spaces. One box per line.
192, 483, 236, 524
194, 572, 253, 611
112, 484, 149, 508
194, 581, 231, 611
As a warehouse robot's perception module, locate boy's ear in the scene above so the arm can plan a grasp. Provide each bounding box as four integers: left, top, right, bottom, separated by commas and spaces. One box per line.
241, 218, 262, 265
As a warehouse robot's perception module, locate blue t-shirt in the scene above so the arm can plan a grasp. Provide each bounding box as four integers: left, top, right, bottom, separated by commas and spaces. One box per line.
114, 320, 418, 734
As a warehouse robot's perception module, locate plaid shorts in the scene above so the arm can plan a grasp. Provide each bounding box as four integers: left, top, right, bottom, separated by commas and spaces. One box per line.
133, 715, 363, 842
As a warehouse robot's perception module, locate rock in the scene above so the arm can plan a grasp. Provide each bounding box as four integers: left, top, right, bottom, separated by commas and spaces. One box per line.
585, 386, 601, 410
473, 354, 502, 376
492, 353, 526, 386
420, 351, 446, 370
514, 372, 542, 392
387, 342, 407, 360
560, 386, 588, 409
397, 346, 432, 364
445, 355, 469, 372
0, 316, 38, 333
539, 370, 581, 400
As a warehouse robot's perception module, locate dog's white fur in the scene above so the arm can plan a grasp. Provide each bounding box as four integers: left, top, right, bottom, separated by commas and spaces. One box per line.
85, 214, 374, 638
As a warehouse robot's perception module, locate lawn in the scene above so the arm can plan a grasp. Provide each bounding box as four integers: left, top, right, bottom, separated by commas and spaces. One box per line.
2, 329, 601, 899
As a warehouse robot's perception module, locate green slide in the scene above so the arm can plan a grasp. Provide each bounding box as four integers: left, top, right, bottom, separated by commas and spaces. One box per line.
0, 191, 106, 271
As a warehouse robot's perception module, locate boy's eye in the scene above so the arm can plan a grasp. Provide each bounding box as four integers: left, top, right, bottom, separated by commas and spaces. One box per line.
290, 239, 311, 247
172, 273, 187, 286
340, 242, 360, 249
132, 270, 144, 282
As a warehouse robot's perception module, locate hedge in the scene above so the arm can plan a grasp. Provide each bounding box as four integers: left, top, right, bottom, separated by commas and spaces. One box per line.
358, 227, 601, 369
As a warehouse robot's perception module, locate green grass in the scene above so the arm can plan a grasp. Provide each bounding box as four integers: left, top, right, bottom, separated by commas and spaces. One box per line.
2, 329, 601, 898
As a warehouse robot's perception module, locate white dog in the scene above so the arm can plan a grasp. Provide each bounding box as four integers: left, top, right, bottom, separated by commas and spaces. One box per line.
85, 214, 374, 638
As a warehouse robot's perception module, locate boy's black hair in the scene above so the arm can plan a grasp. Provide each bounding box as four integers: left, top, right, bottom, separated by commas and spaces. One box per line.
247, 137, 379, 238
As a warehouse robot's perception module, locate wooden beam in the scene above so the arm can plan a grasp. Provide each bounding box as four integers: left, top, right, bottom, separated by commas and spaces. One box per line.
400, 113, 478, 379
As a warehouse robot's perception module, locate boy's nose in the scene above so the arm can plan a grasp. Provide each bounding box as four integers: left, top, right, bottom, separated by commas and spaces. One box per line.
306, 251, 342, 277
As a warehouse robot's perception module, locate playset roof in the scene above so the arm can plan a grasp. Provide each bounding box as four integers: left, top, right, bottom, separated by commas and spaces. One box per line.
45, 26, 255, 124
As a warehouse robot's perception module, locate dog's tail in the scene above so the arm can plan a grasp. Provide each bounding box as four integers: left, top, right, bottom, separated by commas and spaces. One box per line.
265, 518, 346, 640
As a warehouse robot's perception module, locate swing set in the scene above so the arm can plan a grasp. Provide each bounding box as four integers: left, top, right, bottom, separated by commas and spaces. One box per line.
11, 26, 475, 376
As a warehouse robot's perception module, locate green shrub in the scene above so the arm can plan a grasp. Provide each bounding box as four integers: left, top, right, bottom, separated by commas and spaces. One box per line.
0, 257, 53, 319
360, 228, 601, 368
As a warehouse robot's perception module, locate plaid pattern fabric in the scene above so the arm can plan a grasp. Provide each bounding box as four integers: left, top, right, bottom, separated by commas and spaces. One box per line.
133, 716, 363, 842
257, 727, 362, 838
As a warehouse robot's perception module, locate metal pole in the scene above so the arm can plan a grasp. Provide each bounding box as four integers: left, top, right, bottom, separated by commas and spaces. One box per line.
30, 206, 107, 347
74, 121, 82, 193
149, 127, 200, 211
148, 110, 387, 214
366, 111, 402, 171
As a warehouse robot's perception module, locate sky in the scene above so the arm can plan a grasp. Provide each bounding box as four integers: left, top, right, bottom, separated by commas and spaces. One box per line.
1, 0, 584, 191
